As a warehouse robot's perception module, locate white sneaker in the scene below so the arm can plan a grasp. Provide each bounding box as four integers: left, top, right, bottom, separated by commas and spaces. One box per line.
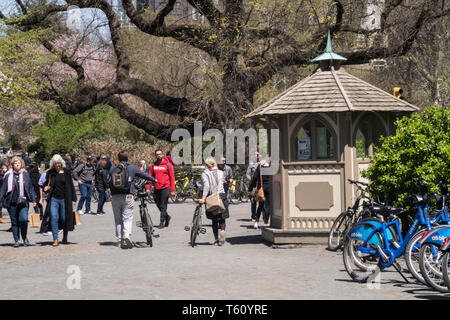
254, 222, 258, 229
58, 229, 63, 234
43, 231, 52, 236
78, 210, 84, 215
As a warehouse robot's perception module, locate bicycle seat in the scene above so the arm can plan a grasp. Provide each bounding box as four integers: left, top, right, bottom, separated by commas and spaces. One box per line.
368, 204, 402, 217
405, 194, 424, 204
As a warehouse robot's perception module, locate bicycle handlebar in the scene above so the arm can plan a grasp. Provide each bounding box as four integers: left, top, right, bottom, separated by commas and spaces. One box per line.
347, 179, 369, 187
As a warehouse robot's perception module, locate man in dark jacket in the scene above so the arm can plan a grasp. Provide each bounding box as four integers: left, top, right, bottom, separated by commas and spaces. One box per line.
73, 156, 95, 215
22, 153, 32, 168
94, 159, 109, 215
109, 151, 157, 249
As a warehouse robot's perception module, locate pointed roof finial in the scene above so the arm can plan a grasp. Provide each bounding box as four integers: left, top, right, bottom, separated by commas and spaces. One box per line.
311, 30, 347, 63
325, 29, 333, 53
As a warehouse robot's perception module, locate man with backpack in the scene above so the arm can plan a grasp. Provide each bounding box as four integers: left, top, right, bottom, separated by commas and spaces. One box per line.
73, 156, 95, 215
109, 151, 157, 249
149, 149, 175, 229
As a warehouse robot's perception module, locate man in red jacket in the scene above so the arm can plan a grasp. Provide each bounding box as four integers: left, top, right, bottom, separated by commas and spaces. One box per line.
150, 149, 175, 229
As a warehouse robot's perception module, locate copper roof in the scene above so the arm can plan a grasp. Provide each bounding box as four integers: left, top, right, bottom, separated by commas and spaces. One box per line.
247, 67, 420, 118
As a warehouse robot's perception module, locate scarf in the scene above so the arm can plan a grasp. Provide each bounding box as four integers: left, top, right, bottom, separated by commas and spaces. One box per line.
8, 169, 24, 198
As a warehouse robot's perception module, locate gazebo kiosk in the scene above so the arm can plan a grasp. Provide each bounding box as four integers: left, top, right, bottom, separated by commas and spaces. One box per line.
247, 32, 419, 244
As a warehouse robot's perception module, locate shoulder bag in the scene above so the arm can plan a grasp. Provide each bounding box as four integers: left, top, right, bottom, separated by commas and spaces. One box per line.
205, 170, 225, 215
255, 166, 265, 202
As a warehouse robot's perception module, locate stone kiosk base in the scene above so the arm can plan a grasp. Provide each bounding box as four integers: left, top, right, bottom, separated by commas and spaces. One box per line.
262, 227, 329, 245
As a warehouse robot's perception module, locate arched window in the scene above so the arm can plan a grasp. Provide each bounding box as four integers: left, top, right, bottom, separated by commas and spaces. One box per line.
353, 113, 386, 158
293, 117, 336, 161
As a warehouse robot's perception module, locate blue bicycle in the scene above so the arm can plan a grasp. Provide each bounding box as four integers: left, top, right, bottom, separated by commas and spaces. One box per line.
343, 181, 440, 283
417, 182, 450, 292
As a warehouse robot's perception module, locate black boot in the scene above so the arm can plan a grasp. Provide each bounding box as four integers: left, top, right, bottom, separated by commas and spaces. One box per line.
165, 215, 171, 227
158, 219, 165, 229
62, 230, 68, 244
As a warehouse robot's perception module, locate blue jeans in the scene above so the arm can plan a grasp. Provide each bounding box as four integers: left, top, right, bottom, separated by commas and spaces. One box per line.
50, 198, 65, 240
8, 204, 29, 242
77, 183, 93, 212
96, 186, 106, 213
224, 183, 230, 199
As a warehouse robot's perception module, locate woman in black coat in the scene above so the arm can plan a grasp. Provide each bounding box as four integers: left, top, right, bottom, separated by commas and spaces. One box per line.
39, 154, 77, 246
28, 162, 43, 219
248, 160, 272, 226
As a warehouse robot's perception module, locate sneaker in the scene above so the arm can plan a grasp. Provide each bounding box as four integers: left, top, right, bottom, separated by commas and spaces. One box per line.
213, 240, 219, 246
124, 237, 134, 249
78, 210, 84, 215
219, 230, 226, 245
43, 231, 52, 236
115, 241, 122, 248
0, 217, 6, 223
23, 238, 30, 246
86, 211, 92, 215
254, 222, 258, 229
58, 229, 63, 234
13, 241, 20, 248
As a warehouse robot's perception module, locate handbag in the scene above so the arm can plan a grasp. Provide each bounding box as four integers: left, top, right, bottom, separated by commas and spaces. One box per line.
29, 213, 41, 228
74, 210, 82, 225
16, 196, 27, 206
205, 170, 225, 215
255, 166, 265, 202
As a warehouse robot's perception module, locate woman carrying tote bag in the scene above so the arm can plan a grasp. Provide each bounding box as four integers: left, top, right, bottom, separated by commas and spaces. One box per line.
248, 159, 272, 228
198, 157, 229, 246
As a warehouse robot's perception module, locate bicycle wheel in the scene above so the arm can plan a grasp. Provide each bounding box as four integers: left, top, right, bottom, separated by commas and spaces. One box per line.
175, 181, 186, 203
404, 229, 427, 284
239, 190, 250, 202
143, 210, 153, 247
419, 244, 449, 292
229, 191, 238, 204
190, 186, 202, 202
442, 252, 450, 291
328, 211, 351, 251
343, 236, 381, 283
190, 209, 200, 247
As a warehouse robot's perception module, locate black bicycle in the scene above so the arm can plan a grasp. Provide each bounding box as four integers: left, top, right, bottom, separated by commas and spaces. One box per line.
327, 179, 379, 251
185, 203, 207, 247
134, 178, 159, 247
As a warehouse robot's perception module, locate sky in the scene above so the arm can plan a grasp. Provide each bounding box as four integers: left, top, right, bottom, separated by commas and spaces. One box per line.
0, 0, 113, 42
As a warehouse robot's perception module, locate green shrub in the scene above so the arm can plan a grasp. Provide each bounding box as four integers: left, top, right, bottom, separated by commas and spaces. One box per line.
362, 106, 449, 206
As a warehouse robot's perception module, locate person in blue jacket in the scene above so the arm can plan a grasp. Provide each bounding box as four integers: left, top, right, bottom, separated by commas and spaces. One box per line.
0, 156, 36, 247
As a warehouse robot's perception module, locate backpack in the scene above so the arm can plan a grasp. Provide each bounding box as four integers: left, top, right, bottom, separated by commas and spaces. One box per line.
110, 163, 130, 194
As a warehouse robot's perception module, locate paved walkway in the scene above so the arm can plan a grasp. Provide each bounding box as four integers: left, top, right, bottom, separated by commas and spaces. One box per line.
0, 199, 448, 300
